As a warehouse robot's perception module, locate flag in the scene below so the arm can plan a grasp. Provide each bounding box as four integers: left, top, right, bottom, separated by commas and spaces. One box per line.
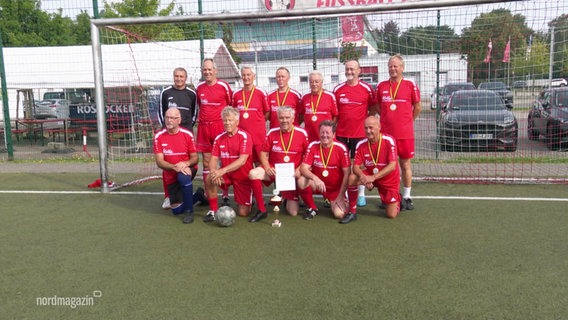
341, 16, 364, 42
502, 37, 511, 63
483, 39, 492, 63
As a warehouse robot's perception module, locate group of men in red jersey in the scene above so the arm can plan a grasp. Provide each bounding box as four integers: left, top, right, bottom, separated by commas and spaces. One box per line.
154, 54, 422, 224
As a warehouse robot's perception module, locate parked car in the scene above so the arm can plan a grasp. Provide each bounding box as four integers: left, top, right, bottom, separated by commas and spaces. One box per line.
435, 82, 476, 110
478, 81, 514, 107
513, 80, 528, 89
527, 87, 568, 150
34, 99, 70, 119
438, 90, 518, 151
550, 78, 567, 87
430, 86, 443, 109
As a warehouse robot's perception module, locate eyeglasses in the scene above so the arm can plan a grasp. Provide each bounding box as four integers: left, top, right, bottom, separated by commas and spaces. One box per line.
165, 116, 180, 120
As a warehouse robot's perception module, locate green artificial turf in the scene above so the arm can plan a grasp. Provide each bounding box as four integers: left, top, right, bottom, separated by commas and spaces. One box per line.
1, 173, 568, 319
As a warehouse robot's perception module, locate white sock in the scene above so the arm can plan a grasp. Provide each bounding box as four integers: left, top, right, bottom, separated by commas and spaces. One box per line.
358, 184, 365, 197
403, 187, 411, 199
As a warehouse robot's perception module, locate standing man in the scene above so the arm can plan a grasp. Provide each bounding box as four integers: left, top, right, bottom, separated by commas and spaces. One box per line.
233, 65, 270, 163
248, 106, 314, 222
376, 54, 422, 210
333, 60, 375, 207
299, 70, 338, 143
195, 58, 233, 206
158, 67, 197, 210
268, 67, 302, 129
154, 108, 201, 224
345, 116, 401, 222
205, 107, 254, 221
299, 120, 351, 221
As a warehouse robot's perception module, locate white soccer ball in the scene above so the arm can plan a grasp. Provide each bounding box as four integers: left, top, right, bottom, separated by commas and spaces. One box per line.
215, 206, 236, 227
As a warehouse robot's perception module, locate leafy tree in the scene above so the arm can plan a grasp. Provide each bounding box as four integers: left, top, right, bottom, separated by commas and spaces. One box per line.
0, 0, 50, 46
339, 41, 362, 63
549, 14, 568, 78
369, 20, 400, 55
100, 0, 175, 42
461, 9, 531, 83
221, 23, 241, 65
399, 25, 460, 55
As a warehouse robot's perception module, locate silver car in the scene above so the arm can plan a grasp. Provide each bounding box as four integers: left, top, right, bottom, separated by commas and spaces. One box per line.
34, 99, 70, 119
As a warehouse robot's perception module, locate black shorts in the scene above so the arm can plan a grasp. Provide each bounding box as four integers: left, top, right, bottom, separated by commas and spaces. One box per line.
337, 136, 364, 159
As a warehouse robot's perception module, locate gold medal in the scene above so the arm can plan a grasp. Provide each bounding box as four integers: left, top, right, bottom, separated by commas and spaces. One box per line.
389, 78, 402, 112
283, 155, 290, 162
322, 169, 329, 177
311, 115, 318, 122
372, 167, 379, 174
242, 86, 255, 120
390, 103, 397, 111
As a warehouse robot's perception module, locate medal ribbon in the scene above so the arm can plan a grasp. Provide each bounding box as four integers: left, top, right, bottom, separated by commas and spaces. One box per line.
319, 142, 334, 171
368, 133, 383, 167
389, 79, 402, 105
310, 90, 323, 118
280, 127, 295, 157
276, 87, 290, 107
243, 86, 255, 112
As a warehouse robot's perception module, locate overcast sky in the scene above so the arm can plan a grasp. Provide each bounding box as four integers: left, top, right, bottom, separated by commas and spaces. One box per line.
42, 0, 561, 34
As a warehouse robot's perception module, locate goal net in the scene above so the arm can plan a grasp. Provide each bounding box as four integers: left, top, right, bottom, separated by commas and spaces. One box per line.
92, 0, 568, 189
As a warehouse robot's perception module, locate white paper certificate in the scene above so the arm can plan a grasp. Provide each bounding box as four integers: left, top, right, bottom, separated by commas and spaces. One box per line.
275, 162, 296, 191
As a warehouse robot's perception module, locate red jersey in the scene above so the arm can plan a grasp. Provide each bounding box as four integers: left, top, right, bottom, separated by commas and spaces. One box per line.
299, 90, 338, 142
333, 80, 374, 138
303, 140, 350, 192
196, 80, 233, 123
267, 88, 302, 129
262, 126, 309, 168
211, 129, 253, 181
353, 134, 400, 188
153, 128, 197, 185
233, 87, 270, 146
376, 79, 420, 139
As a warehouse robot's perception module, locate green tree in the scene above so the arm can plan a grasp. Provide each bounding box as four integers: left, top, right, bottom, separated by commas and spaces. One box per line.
0, 0, 50, 46
549, 14, 568, 78
461, 9, 531, 84
370, 20, 400, 55
399, 25, 460, 54
100, 0, 175, 42
221, 23, 241, 65
339, 41, 362, 63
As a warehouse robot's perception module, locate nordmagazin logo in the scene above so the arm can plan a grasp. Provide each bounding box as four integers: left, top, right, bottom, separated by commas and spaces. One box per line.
36, 290, 102, 309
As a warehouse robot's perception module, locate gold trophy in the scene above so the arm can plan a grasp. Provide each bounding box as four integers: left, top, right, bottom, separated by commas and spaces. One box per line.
270, 189, 282, 227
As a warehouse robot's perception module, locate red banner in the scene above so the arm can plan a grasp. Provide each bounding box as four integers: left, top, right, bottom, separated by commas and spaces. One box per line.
341, 16, 364, 42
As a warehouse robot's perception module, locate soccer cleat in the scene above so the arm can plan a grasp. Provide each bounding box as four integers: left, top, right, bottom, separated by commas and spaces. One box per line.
323, 198, 331, 208
339, 212, 357, 224
401, 198, 415, 211
303, 208, 318, 220
249, 210, 267, 223
203, 210, 215, 223
183, 211, 194, 224
378, 202, 386, 210
162, 197, 171, 210
222, 196, 231, 207
357, 196, 366, 207
193, 187, 209, 206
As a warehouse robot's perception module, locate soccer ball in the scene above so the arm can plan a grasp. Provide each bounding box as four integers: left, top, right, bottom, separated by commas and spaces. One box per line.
215, 206, 236, 227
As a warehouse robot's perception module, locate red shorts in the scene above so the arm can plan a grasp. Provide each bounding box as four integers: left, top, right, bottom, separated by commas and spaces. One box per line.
196, 120, 224, 153
372, 181, 401, 205
313, 187, 341, 202
221, 175, 252, 206
251, 144, 262, 163
396, 138, 415, 159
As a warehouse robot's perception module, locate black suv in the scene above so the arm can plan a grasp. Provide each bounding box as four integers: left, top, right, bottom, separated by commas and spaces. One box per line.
527, 87, 568, 150
478, 81, 513, 108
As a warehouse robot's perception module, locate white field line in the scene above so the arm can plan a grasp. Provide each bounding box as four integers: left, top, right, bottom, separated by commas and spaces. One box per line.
0, 190, 567, 202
